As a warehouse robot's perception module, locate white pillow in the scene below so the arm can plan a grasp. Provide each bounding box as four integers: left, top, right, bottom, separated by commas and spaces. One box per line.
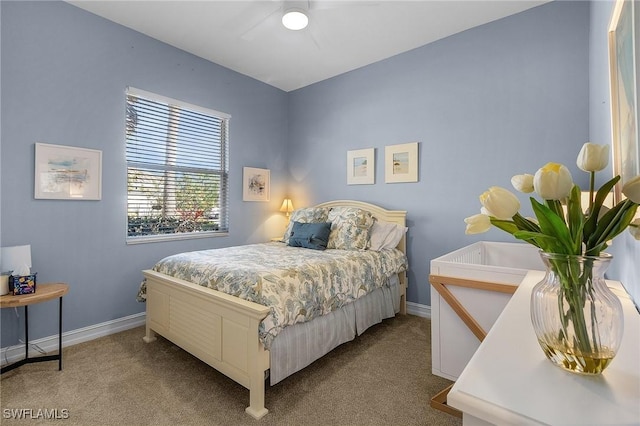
369, 220, 407, 251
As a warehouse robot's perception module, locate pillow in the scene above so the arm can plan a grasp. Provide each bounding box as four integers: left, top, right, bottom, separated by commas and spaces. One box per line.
288, 222, 332, 250
283, 207, 330, 243
326, 207, 375, 250
369, 220, 407, 251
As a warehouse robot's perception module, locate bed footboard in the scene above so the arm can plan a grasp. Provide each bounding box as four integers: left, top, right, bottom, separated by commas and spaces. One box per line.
142, 269, 271, 419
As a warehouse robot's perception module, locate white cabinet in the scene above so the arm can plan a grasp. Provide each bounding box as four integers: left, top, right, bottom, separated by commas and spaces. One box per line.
448, 271, 640, 425
429, 242, 543, 380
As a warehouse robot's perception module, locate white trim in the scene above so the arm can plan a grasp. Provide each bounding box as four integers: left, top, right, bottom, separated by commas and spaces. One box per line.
0, 312, 146, 366
407, 301, 431, 318
126, 86, 231, 119
0, 302, 429, 366
126, 231, 229, 245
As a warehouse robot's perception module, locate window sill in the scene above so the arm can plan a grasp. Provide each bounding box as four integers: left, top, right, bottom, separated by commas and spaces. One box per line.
126, 231, 229, 245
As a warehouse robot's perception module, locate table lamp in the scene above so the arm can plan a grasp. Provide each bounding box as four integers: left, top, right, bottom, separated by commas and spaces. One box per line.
280, 198, 294, 217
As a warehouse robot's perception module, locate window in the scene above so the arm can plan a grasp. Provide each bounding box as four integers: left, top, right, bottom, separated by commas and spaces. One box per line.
125, 87, 230, 243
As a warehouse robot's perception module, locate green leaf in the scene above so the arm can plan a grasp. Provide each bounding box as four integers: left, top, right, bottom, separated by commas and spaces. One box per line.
513, 212, 541, 233
566, 186, 584, 254
513, 230, 557, 251
586, 201, 638, 254
545, 199, 566, 225
583, 175, 619, 239
585, 241, 609, 257
530, 198, 576, 254
489, 218, 520, 235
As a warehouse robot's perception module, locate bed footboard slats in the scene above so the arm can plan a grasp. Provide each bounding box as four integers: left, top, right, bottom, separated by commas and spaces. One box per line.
142, 269, 271, 419
170, 296, 222, 362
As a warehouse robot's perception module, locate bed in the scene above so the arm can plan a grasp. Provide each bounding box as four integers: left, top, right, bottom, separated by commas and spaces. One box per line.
140, 200, 408, 419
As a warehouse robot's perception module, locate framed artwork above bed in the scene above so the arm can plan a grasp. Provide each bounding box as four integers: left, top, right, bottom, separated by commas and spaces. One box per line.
243, 167, 270, 201
347, 148, 375, 185
384, 142, 419, 183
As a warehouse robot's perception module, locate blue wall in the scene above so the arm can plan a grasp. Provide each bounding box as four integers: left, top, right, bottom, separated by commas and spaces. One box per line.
0, 1, 288, 346
2, 0, 636, 346
287, 1, 590, 306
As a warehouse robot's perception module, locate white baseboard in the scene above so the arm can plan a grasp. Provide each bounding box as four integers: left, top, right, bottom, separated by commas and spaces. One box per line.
1, 312, 146, 366
407, 301, 431, 318
1, 302, 430, 365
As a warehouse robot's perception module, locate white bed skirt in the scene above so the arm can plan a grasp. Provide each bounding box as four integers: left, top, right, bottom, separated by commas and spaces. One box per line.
269, 275, 401, 385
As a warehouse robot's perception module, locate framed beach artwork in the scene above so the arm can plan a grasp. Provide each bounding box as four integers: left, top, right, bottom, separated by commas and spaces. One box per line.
609, 0, 639, 203
34, 143, 102, 200
243, 167, 270, 201
347, 148, 375, 185
384, 142, 418, 183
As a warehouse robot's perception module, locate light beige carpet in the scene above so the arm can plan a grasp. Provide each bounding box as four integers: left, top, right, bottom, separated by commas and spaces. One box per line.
0, 315, 461, 426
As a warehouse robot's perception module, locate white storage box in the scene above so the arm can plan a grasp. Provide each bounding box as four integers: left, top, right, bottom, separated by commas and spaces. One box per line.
429, 241, 544, 381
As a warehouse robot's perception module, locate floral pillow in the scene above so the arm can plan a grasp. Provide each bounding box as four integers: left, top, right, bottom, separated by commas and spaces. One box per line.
326, 207, 375, 250
283, 207, 330, 243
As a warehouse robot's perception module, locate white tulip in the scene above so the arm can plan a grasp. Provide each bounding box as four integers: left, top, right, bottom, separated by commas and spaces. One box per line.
464, 214, 491, 234
511, 174, 534, 193
577, 143, 609, 172
479, 186, 520, 220
533, 162, 573, 200
622, 175, 640, 204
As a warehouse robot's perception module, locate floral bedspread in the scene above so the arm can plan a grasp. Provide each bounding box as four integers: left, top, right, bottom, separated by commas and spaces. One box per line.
137, 242, 407, 348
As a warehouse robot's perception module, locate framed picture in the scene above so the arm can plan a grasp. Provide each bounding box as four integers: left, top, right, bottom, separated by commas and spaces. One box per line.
385, 142, 419, 183
609, 0, 639, 203
243, 167, 270, 201
34, 143, 102, 200
347, 148, 375, 185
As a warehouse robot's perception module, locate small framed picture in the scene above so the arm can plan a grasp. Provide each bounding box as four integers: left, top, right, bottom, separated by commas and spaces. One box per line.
385, 142, 419, 183
347, 148, 375, 185
243, 167, 270, 201
34, 143, 102, 200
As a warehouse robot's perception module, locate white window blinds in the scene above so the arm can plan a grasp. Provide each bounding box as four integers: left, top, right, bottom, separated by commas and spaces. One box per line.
125, 87, 230, 242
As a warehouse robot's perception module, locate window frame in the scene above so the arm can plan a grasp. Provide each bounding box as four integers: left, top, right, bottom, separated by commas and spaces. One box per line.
125, 87, 230, 244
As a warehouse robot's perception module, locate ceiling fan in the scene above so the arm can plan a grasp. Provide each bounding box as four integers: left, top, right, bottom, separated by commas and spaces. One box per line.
234, 1, 379, 48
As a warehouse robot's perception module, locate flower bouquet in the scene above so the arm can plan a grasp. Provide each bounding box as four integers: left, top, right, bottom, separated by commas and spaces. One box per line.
464, 143, 640, 374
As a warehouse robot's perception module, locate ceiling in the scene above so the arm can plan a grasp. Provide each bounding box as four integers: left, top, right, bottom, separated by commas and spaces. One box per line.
67, 0, 550, 92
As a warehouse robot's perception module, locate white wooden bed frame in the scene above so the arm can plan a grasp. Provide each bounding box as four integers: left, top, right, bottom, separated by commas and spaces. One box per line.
142, 200, 407, 419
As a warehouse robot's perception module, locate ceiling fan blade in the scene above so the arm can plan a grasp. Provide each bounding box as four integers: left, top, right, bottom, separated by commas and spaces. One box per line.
240, 7, 283, 42
220, 2, 282, 39
306, 27, 322, 50
310, 1, 379, 11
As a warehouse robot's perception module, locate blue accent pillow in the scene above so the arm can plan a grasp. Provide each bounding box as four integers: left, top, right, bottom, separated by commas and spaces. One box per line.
288, 221, 332, 250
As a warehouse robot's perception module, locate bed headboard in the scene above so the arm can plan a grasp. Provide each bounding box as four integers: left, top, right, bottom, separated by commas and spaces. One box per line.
313, 200, 407, 255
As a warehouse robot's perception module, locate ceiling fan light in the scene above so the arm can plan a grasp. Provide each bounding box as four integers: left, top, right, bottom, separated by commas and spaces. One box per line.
282, 9, 308, 30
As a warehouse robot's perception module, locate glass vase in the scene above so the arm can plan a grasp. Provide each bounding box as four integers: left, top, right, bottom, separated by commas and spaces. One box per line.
530, 252, 623, 375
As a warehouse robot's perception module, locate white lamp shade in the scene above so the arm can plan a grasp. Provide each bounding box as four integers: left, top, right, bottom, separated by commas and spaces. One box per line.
280, 198, 294, 214
1, 245, 32, 274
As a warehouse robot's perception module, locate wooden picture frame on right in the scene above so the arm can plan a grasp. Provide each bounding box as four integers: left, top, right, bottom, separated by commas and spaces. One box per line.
608, 0, 639, 203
